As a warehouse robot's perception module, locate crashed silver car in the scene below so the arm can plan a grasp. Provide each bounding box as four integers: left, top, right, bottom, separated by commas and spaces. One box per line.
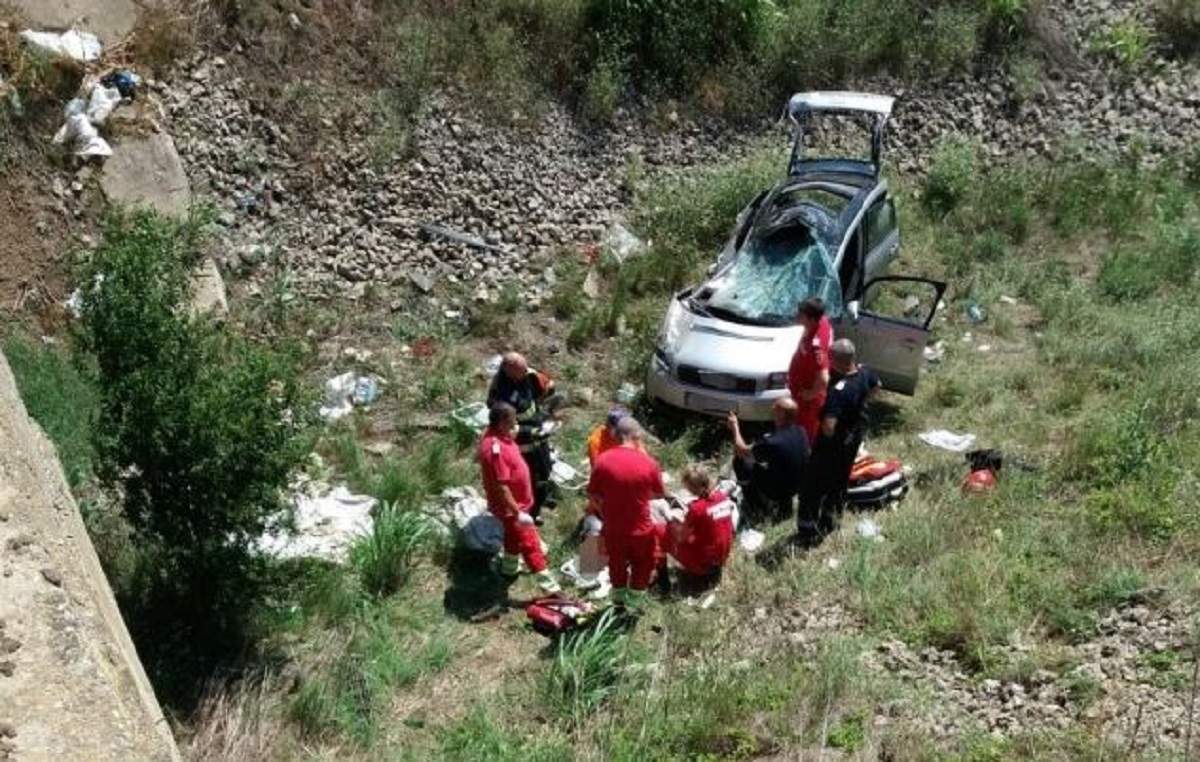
647, 92, 946, 422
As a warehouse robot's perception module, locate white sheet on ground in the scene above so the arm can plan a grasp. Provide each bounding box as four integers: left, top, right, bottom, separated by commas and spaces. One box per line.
918, 429, 977, 452
257, 483, 376, 562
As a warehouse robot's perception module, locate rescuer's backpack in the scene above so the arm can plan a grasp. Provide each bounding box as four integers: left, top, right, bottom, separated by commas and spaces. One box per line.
526, 594, 595, 636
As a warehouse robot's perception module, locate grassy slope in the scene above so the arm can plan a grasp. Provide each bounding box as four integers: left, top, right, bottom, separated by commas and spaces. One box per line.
8, 139, 1200, 759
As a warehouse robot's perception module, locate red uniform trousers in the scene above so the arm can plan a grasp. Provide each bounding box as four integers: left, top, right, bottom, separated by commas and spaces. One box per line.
496, 511, 547, 573
795, 394, 826, 446
604, 530, 657, 590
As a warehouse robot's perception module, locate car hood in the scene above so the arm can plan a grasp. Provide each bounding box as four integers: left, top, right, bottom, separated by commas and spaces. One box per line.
667, 306, 801, 376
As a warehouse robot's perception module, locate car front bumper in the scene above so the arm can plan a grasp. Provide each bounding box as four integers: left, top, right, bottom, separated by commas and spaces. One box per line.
645, 358, 788, 423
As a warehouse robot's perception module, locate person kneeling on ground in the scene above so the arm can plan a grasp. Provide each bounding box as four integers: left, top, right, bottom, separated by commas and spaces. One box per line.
477, 403, 560, 593
727, 397, 809, 525
486, 351, 564, 523
656, 465, 735, 594
588, 417, 665, 611
797, 339, 882, 541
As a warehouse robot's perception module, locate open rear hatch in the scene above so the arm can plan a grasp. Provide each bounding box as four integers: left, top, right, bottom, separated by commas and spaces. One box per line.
787, 91, 895, 177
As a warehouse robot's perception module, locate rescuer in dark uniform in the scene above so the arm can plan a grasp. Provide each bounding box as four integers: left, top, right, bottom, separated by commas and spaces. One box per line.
797, 338, 881, 540
485, 352, 564, 522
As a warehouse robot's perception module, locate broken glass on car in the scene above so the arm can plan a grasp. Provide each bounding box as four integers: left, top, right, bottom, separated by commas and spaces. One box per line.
691, 223, 843, 326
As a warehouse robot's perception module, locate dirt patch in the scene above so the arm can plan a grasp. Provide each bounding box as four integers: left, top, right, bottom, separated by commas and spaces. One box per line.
0, 166, 75, 315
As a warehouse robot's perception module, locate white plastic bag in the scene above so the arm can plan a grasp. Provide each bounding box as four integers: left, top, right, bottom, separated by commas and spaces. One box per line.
86, 85, 122, 125
53, 113, 112, 157
20, 29, 102, 62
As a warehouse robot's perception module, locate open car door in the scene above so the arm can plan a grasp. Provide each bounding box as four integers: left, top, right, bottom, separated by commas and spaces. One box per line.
833, 276, 946, 395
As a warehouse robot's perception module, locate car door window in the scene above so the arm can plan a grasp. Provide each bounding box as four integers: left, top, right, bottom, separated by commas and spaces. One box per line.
838, 228, 862, 300
866, 198, 897, 252
860, 277, 944, 330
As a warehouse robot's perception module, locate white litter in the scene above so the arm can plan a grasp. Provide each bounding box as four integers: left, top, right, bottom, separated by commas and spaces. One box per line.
977, 344, 992, 353
318, 372, 381, 421
856, 518, 884, 542
999, 295, 1018, 305
53, 113, 112, 157
422, 486, 505, 553
923, 340, 946, 364
615, 381, 639, 404
918, 429, 978, 453
483, 353, 503, 376
257, 483, 376, 562
826, 557, 842, 570
602, 221, 647, 263
550, 457, 588, 490
736, 528, 765, 554
85, 85, 121, 125
20, 29, 102, 62
451, 401, 490, 433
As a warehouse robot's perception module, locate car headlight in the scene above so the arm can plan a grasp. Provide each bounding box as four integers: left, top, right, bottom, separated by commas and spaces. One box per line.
766, 372, 788, 390
658, 298, 690, 354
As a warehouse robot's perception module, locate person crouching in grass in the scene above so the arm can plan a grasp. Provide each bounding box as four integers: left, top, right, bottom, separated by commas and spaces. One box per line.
655, 465, 735, 595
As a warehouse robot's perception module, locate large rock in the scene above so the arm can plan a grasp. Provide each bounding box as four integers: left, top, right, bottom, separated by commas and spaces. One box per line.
0, 353, 180, 761
100, 132, 191, 217
8, 0, 138, 45
190, 257, 228, 316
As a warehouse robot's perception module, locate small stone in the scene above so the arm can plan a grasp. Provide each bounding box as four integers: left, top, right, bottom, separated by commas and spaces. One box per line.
40, 567, 63, 587
0, 636, 20, 656
0, 661, 13, 677
365, 442, 395, 457
0, 721, 14, 738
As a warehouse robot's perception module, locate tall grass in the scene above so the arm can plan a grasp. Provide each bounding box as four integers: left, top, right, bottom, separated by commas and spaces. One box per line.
351, 502, 435, 597
3, 337, 98, 489
543, 609, 630, 720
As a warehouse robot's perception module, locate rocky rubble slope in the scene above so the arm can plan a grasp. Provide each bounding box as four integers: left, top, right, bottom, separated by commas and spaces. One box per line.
159, 0, 1199, 306
768, 594, 1196, 755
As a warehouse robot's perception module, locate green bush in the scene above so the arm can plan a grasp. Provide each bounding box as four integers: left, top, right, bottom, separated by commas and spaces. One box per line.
1091, 18, 1155, 72
351, 503, 435, 597
925, 6, 981, 77
922, 136, 979, 218
581, 55, 625, 124
76, 208, 314, 705
583, 0, 773, 91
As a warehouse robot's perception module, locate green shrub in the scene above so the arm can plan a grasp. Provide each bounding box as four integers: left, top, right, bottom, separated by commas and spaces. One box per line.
1091, 18, 1155, 72
3, 337, 98, 488
581, 55, 625, 123
76, 208, 314, 705
351, 503, 435, 597
925, 6, 981, 77
441, 706, 574, 761
1008, 53, 1043, 104
1154, 0, 1200, 57
923, 136, 979, 218
583, 0, 773, 91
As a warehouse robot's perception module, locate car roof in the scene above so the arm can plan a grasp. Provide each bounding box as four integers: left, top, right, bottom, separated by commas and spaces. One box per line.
753, 171, 880, 247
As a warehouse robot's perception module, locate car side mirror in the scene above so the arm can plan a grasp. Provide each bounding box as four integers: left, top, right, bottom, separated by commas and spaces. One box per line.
846, 300, 861, 323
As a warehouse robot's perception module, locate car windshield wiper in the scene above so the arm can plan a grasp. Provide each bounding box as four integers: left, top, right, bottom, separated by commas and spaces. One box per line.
704, 305, 769, 326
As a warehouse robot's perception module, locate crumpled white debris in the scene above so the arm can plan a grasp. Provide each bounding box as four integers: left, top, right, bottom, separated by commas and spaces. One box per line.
318, 372, 381, 421
451, 401, 490, 433
20, 29, 102, 62
53, 113, 112, 157
602, 221, 647, 263
423, 486, 504, 553
257, 482, 376, 562
856, 518, 884, 542
736, 528, 765, 554
918, 429, 977, 452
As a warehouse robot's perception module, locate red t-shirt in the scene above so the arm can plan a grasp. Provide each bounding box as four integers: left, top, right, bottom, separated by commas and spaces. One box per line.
588, 446, 664, 538
478, 429, 533, 516
680, 490, 734, 566
788, 315, 833, 401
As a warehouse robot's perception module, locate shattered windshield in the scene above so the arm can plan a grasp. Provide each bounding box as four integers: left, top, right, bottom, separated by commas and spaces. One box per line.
697, 225, 843, 326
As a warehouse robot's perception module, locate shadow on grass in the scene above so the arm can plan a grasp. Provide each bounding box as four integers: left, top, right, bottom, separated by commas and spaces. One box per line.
442, 544, 516, 622
865, 398, 905, 438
